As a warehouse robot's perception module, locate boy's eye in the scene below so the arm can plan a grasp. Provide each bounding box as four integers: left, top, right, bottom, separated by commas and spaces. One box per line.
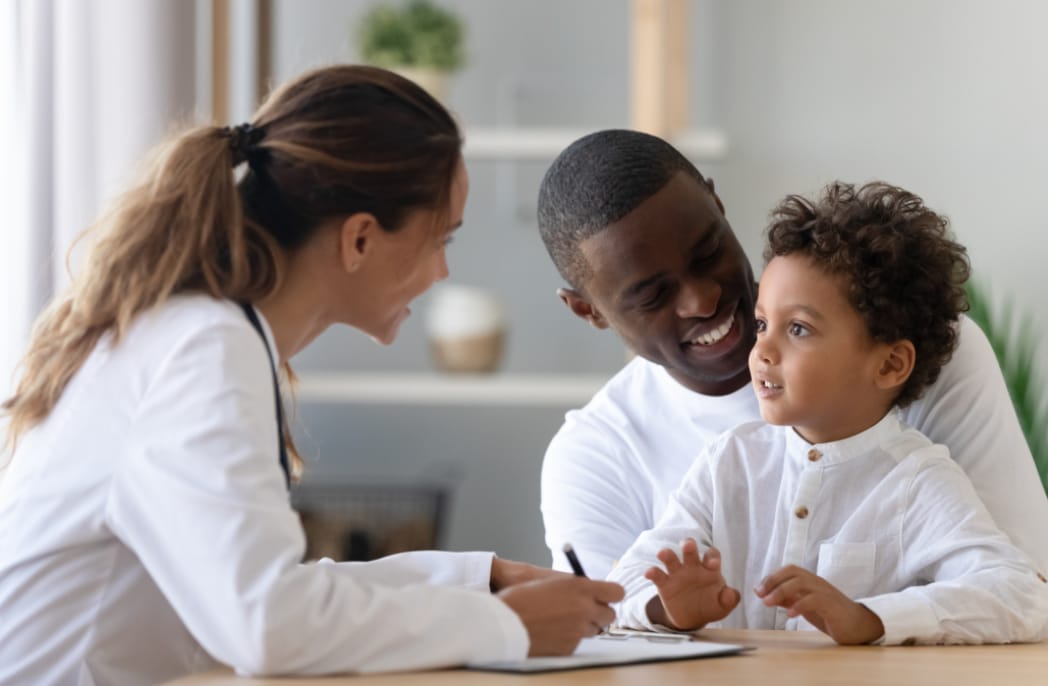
788, 322, 809, 337
754, 317, 767, 333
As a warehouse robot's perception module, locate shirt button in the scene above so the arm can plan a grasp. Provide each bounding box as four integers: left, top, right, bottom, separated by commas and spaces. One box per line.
794, 506, 809, 519
807, 449, 821, 462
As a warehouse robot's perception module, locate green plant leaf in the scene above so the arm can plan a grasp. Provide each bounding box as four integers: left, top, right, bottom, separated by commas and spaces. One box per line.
357, 0, 465, 71
965, 281, 1048, 496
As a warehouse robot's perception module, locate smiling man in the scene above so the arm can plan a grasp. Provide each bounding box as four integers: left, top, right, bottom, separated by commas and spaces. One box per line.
536, 129, 1048, 581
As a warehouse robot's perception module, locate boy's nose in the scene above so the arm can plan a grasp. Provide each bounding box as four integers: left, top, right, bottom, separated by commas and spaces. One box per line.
751, 336, 777, 365
675, 277, 720, 319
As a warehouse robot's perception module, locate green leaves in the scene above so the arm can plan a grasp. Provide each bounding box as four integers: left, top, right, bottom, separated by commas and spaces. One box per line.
358, 1, 465, 72
966, 281, 1048, 495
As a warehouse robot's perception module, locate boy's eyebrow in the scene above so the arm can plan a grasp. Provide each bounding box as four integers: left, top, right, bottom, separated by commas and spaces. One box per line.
786, 304, 825, 320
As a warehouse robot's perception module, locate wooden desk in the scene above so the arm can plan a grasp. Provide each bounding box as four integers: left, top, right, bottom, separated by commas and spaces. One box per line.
166, 630, 1048, 685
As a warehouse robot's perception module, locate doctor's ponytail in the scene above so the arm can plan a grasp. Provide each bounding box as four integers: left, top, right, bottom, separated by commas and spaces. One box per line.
2, 65, 463, 459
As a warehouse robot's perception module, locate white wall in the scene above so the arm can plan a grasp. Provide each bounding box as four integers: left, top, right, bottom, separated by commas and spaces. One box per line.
711, 0, 1048, 333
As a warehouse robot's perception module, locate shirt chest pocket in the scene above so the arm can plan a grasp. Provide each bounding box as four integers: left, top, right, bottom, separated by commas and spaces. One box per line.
816, 542, 877, 600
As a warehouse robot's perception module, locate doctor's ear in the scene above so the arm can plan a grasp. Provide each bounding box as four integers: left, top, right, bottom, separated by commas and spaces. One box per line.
558, 288, 609, 330
337, 212, 381, 273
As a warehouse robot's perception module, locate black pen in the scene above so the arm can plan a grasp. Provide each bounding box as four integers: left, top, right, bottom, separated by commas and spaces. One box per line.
562, 543, 587, 577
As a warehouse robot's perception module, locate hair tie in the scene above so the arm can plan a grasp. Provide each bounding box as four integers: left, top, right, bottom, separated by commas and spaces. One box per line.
222, 123, 266, 167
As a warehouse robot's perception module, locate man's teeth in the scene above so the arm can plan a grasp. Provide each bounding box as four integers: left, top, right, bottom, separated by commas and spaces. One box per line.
762, 380, 782, 389
691, 316, 734, 346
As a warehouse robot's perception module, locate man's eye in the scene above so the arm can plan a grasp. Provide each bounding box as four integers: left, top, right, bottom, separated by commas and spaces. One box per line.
640, 286, 669, 310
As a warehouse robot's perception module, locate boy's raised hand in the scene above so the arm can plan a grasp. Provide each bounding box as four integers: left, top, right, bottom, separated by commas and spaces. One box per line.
643, 538, 741, 631
754, 565, 884, 645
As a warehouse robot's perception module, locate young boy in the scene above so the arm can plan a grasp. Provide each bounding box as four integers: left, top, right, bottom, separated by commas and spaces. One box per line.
608, 181, 1048, 645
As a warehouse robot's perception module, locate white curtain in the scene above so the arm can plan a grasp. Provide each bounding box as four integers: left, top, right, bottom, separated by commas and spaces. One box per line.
0, 0, 199, 465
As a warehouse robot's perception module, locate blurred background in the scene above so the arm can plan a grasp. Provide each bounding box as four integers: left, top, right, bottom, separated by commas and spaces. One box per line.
2, 0, 1046, 565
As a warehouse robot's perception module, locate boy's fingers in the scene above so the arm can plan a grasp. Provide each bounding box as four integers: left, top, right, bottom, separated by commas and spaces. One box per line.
657, 547, 682, 573
701, 546, 722, 571
754, 565, 803, 596
644, 566, 668, 586
759, 576, 809, 607
718, 585, 741, 611
680, 538, 702, 566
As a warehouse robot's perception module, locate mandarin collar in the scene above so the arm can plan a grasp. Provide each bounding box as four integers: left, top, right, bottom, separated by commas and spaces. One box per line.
785, 411, 901, 467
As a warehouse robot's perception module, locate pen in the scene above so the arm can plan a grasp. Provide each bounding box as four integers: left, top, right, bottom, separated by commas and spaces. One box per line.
562, 543, 587, 577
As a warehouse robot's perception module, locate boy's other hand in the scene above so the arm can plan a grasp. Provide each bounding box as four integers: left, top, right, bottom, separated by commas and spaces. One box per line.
644, 539, 741, 631
754, 565, 885, 645
498, 576, 624, 656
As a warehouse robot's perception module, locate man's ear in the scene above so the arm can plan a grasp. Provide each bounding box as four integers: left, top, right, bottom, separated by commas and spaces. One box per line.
705, 176, 726, 217
557, 287, 610, 330
874, 340, 916, 392
338, 212, 381, 273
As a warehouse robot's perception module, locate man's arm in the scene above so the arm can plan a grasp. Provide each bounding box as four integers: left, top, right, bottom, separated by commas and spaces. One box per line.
903, 316, 1048, 570
540, 415, 650, 580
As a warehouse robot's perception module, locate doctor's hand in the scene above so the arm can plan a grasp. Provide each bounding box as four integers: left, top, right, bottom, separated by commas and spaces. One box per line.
498, 576, 624, 656
489, 557, 563, 591
644, 539, 740, 631
754, 565, 884, 645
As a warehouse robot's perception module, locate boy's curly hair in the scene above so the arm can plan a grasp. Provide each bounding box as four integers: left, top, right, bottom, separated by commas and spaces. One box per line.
764, 181, 970, 407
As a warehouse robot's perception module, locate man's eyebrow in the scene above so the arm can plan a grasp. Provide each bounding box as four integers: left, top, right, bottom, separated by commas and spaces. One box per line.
621, 273, 667, 301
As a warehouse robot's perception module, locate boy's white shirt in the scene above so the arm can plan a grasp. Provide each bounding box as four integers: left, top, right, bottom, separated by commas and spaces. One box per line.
0, 294, 527, 686
608, 413, 1048, 644
542, 316, 1048, 581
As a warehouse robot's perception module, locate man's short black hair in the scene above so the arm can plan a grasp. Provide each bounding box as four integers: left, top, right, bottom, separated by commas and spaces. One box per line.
537, 129, 706, 289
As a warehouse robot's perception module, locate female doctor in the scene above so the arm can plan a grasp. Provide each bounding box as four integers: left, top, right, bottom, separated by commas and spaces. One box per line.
0, 65, 622, 684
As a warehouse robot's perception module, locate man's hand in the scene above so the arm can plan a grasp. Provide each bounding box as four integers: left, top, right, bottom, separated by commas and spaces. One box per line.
644, 538, 740, 631
498, 576, 624, 656
489, 557, 564, 592
754, 565, 884, 645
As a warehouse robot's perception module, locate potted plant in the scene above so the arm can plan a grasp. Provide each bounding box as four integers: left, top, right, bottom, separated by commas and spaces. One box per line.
357, 0, 465, 102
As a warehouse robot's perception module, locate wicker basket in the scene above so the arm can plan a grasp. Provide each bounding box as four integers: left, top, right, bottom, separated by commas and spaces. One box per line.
291, 482, 450, 562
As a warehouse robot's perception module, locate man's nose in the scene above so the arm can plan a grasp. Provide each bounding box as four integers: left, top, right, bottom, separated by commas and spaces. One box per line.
675, 277, 720, 319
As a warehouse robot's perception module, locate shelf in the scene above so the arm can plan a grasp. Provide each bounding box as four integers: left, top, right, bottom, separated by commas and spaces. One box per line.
294, 372, 609, 407
462, 126, 728, 161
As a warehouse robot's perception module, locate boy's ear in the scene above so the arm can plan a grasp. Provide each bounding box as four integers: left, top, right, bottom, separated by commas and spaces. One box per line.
338, 212, 381, 273
874, 340, 916, 392
557, 287, 610, 330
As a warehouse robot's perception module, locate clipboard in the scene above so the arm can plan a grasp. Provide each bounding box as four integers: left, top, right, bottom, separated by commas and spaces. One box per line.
467, 629, 750, 673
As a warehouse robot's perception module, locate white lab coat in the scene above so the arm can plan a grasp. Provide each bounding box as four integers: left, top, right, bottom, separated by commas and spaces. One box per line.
0, 294, 527, 685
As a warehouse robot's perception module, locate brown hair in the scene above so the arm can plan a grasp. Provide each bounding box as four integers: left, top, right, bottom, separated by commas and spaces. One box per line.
3, 65, 463, 468
764, 181, 970, 407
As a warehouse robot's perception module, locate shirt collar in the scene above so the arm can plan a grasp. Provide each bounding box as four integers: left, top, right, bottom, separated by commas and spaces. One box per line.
784, 411, 901, 466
